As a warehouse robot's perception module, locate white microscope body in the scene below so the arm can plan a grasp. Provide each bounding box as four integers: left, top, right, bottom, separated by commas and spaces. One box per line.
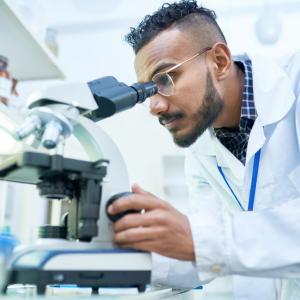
0, 77, 157, 293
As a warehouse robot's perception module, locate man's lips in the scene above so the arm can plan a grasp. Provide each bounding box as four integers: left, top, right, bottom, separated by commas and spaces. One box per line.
162, 117, 184, 131
160, 116, 180, 126
159, 112, 185, 128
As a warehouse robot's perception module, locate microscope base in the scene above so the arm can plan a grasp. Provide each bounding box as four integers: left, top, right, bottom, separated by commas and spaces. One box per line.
4, 248, 151, 294
6, 269, 149, 294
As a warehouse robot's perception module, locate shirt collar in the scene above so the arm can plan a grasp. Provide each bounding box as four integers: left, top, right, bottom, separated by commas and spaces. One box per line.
235, 59, 256, 120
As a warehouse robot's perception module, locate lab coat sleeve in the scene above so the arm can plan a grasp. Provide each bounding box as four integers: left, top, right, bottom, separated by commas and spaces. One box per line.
185, 150, 300, 282
151, 253, 203, 289
185, 151, 233, 282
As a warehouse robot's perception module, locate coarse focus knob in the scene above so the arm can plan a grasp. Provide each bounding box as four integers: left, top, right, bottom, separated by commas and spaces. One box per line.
106, 192, 140, 222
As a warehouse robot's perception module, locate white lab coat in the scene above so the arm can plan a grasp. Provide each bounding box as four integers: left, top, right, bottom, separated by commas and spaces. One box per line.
151, 51, 300, 300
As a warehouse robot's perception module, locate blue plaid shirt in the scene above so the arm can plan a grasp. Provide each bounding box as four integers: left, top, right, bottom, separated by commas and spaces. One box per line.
214, 60, 256, 165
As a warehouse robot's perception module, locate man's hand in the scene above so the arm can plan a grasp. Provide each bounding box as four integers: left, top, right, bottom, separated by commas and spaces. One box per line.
107, 184, 195, 261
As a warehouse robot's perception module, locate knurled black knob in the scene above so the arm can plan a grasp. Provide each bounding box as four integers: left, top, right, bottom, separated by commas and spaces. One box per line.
38, 225, 67, 239
106, 192, 140, 222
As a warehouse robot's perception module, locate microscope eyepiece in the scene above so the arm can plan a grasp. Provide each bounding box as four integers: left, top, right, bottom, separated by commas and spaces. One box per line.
87, 76, 157, 122
130, 81, 157, 103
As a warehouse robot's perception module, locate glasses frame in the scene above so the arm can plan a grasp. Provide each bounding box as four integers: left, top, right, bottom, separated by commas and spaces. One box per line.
152, 46, 212, 97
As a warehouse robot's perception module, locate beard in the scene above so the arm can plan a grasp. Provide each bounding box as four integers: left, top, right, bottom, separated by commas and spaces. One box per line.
159, 71, 224, 148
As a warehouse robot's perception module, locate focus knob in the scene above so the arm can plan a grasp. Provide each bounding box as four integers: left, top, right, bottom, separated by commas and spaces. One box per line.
106, 192, 140, 222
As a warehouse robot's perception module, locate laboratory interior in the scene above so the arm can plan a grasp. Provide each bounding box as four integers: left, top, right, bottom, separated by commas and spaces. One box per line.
0, 0, 299, 299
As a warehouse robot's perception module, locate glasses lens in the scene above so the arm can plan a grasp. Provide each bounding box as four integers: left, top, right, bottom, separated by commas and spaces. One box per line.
152, 73, 174, 96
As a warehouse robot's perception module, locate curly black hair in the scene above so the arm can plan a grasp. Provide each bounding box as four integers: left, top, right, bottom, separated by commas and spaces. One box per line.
125, 0, 226, 54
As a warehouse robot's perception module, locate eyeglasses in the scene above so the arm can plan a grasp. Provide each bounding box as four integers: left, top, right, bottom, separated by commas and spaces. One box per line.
151, 47, 211, 97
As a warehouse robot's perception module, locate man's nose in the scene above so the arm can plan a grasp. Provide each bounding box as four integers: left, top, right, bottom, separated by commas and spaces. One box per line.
149, 94, 169, 116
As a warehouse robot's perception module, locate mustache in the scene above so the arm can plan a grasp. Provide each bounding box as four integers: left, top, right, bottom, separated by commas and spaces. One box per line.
158, 111, 185, 126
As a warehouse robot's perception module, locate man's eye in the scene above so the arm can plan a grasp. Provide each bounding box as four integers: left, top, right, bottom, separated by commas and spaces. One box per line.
168, 72, 177, 81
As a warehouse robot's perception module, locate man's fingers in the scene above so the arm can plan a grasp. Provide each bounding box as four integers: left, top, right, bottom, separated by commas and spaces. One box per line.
114, 226, 163, 244
114, 210, 163, 232
108, 193, 165, 215
114, 213, 149, 233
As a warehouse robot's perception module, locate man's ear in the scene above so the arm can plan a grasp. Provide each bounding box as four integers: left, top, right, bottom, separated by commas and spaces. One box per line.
209, 43, 232, 81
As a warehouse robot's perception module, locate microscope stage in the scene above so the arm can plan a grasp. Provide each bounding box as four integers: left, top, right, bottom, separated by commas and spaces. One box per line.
0, 151, 106, 185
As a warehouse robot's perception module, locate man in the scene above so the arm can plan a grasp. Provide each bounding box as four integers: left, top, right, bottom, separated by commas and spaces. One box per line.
107, 1, 300, 299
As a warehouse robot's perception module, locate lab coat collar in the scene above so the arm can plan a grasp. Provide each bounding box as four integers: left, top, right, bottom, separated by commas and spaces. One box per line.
190, 128, 216, 156
191, 128, 243, 169
250, 53, 295, 127
245, 118, 266, 165
212, 130, 245, 185
190, 128, 245, 187
245, 53, 295, 164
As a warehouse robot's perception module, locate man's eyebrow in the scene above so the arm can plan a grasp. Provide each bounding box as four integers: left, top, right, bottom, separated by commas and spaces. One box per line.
149, 62, 176, 79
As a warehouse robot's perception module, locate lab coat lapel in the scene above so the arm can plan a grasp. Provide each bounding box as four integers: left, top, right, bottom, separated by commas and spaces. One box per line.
212, 132, 245, 187
245, 54, 295, 165
245, 118, 265, 166
194, 128, 245, 187
191, 128, 246, 208
193, 128, 239, 168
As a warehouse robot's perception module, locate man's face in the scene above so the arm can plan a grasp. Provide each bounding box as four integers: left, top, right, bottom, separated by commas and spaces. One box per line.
134, 28, 224, 147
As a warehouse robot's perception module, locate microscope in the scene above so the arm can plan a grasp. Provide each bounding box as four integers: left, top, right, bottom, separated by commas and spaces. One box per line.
0, 76, 157, 294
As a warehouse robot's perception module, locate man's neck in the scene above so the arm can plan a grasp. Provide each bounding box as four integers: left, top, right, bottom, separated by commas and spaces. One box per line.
213, 63, 244, 129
